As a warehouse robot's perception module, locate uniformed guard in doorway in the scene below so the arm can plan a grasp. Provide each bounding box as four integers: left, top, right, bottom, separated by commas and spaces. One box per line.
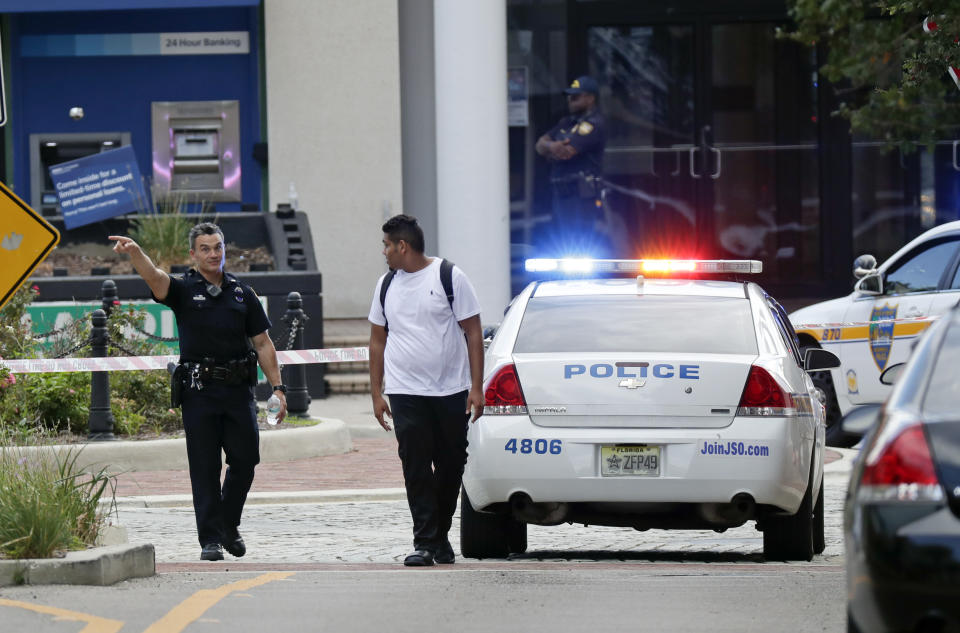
535, 75, 609, 255
109, 223, 287, 561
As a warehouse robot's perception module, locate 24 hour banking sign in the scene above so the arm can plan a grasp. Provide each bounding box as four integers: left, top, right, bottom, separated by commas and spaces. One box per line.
49, 145, 149, 230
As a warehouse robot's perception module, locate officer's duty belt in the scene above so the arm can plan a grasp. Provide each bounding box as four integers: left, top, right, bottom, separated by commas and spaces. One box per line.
181, 359, 252, 385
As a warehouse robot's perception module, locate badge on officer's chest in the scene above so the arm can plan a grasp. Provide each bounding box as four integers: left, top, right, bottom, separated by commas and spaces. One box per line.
234, 286, 244, 303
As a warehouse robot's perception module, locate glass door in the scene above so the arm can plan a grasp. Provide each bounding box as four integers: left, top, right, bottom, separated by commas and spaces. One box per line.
706, 23, 821, 281
587, 24, 702, 258
585, 20, 821, 281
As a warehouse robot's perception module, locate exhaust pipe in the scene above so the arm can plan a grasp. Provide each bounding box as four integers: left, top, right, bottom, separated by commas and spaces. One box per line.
699, 493, 756, 527
511, 493, 568, 525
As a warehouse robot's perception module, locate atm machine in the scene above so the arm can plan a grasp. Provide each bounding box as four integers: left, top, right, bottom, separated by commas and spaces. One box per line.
151, 100, 241, 202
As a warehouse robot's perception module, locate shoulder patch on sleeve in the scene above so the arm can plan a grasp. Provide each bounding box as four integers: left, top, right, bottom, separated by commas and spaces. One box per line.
578, 121, 594, 135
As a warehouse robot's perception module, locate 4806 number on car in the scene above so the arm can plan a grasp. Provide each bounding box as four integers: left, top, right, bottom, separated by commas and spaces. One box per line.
504, 438, 563, 455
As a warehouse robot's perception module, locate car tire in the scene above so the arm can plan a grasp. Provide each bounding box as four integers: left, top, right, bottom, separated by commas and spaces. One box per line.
762, 471, 815, 561
801, 345, 858, 448
460, 486, 527, 558
813, 477, 825, 554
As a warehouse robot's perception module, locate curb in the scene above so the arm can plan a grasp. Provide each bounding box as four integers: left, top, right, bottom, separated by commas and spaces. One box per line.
1, 418, 352, 473
0, 544, 155, 587
111, 487, 408, 508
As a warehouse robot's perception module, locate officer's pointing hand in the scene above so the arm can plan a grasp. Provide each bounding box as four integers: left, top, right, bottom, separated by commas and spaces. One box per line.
108, 235, 140, 255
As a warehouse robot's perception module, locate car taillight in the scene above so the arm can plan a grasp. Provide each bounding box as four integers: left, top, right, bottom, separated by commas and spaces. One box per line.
736, 366, 796, 417
859, 424, 944, 502
483, 364, 527, 415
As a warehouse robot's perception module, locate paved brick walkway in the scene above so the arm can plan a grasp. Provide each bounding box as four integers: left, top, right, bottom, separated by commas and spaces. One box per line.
112, 437, 403, 497
113, 434, 841, 498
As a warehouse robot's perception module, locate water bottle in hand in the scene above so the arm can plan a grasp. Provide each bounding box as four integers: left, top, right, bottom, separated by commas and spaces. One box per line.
266, 394, 282, 425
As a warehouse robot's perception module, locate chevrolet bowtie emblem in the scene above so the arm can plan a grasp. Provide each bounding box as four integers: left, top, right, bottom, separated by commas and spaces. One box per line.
618, 378, 646, 389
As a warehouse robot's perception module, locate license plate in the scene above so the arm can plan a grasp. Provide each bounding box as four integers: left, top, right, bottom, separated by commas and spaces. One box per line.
600, 445, 660, 477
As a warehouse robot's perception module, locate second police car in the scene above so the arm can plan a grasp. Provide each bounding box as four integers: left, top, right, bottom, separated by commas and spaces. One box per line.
461, 258, 839, 561
789, 220, 960, 447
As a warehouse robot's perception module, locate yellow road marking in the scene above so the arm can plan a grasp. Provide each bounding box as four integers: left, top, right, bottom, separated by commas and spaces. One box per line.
142, 571, 295, 633
0, 597, 124, 633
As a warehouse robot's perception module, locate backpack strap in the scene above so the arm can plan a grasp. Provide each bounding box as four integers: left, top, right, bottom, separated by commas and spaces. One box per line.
379, 269, 397, 332
380, 259, 456, 333
439, 258, 455, 310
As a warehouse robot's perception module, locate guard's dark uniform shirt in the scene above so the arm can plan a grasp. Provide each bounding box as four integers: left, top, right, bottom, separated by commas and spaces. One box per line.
155, 269, 271, 362
152, 268, 271, 548
545, 109, 606, 181
542, 108, 610, 256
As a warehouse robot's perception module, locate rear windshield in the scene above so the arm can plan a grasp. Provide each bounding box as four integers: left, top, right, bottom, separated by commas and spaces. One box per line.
514, 295, 758, 354
923, 318, 960, 419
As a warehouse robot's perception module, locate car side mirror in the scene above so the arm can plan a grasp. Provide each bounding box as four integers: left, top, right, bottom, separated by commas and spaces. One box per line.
880, 362, 905, 385
804, 347, 840, 371
855, 272, 883, 296
853, 254, 877, 279
841, 403, 882, 439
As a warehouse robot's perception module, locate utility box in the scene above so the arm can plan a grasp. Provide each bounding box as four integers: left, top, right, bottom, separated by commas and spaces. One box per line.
151, 100, 241, 201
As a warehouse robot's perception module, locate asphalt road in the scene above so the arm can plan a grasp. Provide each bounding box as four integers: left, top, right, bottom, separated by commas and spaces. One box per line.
0, 564, 845, 633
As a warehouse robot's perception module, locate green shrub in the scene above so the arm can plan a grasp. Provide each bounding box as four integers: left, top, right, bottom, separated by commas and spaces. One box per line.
0, 447, 115, 559
0, 287, 182, 439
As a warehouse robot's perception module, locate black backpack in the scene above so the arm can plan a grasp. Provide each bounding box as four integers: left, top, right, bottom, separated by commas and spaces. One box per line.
380, 258, 455, 332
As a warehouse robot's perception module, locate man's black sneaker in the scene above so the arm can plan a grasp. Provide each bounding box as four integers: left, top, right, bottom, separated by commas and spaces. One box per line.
200, 543, 224, 561
223, 533, 246, 558
434, 541, 455, 564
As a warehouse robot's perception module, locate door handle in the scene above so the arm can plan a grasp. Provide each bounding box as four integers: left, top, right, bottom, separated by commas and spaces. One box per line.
671, 149, 682, 176
954, 141, 960, 172
710, 146, 722, 179
903, 307, 923, 318
689, 147, 701, 179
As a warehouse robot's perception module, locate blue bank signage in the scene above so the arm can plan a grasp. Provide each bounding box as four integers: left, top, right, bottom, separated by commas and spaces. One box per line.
48, 145, 148, 230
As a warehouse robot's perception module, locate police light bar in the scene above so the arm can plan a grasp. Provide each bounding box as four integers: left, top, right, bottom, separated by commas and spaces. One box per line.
524, 258, 762, 274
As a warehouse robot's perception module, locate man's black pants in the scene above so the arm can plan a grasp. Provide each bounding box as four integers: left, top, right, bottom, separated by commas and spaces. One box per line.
181, 383, 260, 546
389, 391, 469, 552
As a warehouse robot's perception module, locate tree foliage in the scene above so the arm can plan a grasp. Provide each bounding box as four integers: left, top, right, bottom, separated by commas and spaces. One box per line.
783, 0, 960, 150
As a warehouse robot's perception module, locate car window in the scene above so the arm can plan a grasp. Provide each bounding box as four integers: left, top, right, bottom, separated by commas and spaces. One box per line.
922, 317, 960, 419
514, 295, 758, 354
885, 238, 960, 295
952, 263, 960, 290
767, 299, 803, 367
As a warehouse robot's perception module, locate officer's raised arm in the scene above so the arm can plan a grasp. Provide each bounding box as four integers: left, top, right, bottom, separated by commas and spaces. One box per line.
108, 235, 171, 300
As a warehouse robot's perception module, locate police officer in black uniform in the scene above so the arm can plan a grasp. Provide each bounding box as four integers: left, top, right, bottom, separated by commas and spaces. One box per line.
109, 223, 287, 561
535, 75, 608, 255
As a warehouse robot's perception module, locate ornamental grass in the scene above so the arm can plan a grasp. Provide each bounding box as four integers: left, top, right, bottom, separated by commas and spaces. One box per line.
0, 446, 115, 559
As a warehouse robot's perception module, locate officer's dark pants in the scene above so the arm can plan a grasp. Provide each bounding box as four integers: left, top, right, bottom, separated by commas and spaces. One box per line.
389, 391, 469, 552
546, 191, 611, 257
181, 383, 260, 546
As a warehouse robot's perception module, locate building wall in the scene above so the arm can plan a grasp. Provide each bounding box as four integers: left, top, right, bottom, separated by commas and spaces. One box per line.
265, 0, 403, 318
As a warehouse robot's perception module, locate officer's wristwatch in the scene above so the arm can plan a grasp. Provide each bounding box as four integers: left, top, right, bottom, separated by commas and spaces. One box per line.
271, 384, 288, 394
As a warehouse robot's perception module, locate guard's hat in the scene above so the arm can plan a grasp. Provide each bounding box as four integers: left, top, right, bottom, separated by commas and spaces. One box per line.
564, 75, 599, 95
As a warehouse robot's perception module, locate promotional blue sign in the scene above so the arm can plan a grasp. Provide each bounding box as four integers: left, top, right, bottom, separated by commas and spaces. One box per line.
48, 145, 149, 230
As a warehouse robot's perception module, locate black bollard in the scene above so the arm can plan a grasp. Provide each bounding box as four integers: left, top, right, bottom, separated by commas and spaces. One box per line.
283, 291, 310, 414
88, 309, 116, 440
100, 279, 118, 317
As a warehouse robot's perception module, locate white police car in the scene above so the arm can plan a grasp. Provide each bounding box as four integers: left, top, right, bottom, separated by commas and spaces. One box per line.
461, 259, 839, 561
789, 220, 960, 447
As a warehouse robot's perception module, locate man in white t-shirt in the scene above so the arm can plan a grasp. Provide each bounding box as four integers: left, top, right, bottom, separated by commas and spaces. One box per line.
368, 214, 485, 567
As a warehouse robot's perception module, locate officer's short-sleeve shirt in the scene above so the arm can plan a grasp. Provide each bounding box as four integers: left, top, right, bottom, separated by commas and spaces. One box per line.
154, 269, 271, 362
546, 110, 606, 179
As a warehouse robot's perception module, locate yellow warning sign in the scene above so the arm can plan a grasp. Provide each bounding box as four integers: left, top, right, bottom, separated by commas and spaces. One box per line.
0, 181, 59, 310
